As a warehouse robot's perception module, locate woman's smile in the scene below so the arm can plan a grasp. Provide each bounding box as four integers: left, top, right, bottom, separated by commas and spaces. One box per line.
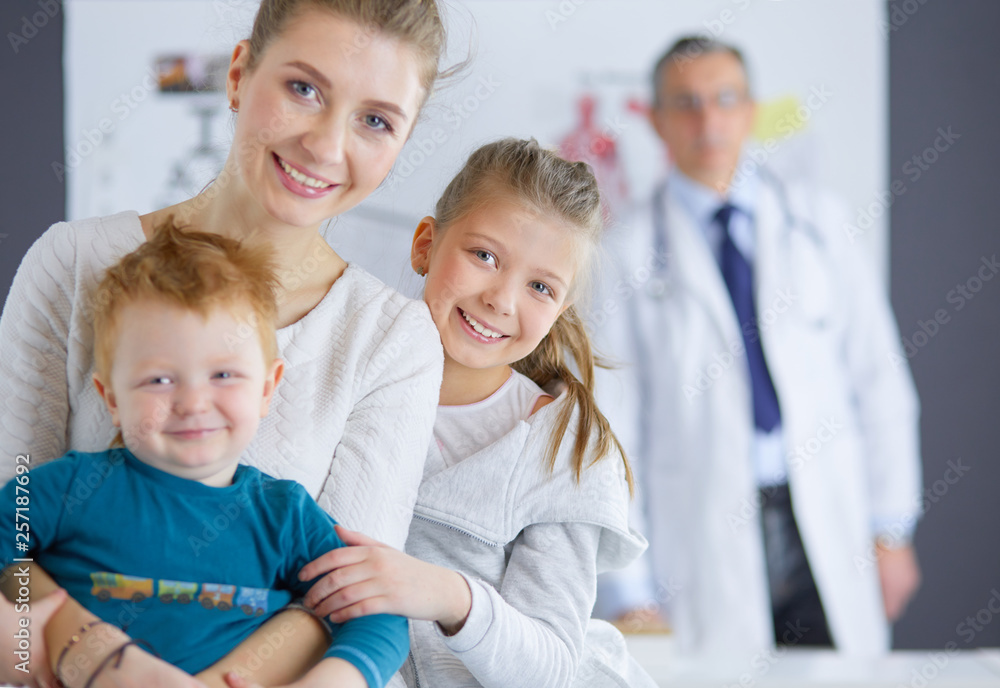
273, 153, 338, 198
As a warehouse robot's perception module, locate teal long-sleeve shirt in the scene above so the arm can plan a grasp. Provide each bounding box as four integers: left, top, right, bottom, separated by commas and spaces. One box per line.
1, 449, 407, 688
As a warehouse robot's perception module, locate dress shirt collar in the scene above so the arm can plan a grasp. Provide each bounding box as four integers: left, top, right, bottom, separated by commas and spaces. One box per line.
666, 151, 762, 259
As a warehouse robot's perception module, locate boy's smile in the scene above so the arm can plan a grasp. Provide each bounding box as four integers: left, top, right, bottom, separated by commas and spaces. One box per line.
94, 300, 282, 487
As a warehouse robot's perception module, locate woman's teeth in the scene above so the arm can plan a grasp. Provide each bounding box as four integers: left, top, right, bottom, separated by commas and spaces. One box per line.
462, 310, 503, 339
278, 157, 332, 189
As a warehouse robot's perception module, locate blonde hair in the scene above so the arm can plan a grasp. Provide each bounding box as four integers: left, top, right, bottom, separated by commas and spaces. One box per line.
434, 138, 634, 494
246, 0, 449, 105
93, 218, 280, 384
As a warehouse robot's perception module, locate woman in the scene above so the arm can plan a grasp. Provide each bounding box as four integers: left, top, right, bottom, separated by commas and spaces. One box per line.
0, 1, 451, 686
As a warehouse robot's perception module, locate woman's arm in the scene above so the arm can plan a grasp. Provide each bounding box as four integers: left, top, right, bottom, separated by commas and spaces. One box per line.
221, 657, 365, 688
0, 570, 66, 688
316, 304, 443, 550
0, 224, 77, 481
2, 564, 208, 688
197, 608, 330, 688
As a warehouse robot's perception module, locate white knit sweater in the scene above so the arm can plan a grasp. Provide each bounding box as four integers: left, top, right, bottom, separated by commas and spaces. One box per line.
0, 211, 443, 550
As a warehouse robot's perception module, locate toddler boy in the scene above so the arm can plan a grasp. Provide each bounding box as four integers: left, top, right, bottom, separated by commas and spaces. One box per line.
0, 221, 407, 688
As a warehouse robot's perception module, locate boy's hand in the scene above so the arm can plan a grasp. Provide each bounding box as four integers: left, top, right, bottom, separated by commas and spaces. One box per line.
0, 587, 66, 688
299, 525, 472, 633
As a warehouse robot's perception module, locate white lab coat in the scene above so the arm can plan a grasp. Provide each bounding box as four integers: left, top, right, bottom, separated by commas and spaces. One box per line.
593, 172, 922, 657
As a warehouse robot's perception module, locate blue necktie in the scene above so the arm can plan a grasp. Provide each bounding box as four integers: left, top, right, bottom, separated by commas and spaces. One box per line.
715, 204, 782, 432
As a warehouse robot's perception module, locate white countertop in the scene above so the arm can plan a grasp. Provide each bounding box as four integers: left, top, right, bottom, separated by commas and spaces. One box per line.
627, 635, 1000, 687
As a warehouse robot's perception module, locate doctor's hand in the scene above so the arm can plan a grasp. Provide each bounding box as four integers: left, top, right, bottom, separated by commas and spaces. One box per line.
299, 525, 472, 635
876, 542, 921, 622
611, 606, 671, 635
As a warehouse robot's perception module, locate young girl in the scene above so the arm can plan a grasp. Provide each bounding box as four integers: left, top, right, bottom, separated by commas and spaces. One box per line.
298, 139, 657, 687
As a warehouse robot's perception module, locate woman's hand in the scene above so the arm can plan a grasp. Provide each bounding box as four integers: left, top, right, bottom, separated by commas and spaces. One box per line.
300, 526, 472, 634
0, 586, 66, 688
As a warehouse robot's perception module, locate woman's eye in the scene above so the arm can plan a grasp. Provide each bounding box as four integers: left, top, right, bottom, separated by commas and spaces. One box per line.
363, 113, 392, 132
474, 250, 496, 266
531, 281, 552, 297
290, 81, 316, 99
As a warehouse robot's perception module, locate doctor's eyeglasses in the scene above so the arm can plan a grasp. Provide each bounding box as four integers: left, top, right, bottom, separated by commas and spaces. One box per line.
663, 87, 750, 114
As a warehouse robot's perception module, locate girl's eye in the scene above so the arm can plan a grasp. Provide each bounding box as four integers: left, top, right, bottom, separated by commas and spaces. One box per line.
290, 81, 316, 99
474, 250, 496, 266
363, 113, 392, 132
531, 281, 553, 297
213, 371, 232, 380
148, 376, 172, 386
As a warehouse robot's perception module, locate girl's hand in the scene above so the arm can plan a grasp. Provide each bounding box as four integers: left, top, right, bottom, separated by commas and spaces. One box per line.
300, 525, 472, 634
0, 587, 66, 688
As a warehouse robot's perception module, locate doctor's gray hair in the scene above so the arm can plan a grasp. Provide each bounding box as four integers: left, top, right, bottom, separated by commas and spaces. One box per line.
432, 137, 634, 496
651, 35, 751, 108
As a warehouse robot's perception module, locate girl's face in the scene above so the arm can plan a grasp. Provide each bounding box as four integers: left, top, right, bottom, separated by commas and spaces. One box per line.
226, 9, 425, 228
414, 197, 579, 377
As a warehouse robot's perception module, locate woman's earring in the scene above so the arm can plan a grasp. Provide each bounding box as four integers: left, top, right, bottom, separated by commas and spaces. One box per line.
416, 267, 426, 277
229, 102, 238, 113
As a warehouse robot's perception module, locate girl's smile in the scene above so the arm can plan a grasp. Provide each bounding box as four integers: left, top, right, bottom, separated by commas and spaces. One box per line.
415, 196, 578, 401
457, 307, 508, 342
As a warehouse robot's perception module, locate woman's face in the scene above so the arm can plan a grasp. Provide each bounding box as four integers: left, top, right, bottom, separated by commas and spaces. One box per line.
227, 9, 425, 228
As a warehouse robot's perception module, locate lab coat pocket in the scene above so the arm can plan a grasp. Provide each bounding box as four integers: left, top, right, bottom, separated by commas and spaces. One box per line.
786, 230, 837, 330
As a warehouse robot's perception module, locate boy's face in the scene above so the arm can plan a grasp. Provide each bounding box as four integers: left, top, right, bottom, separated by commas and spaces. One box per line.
94, 300, 283, 487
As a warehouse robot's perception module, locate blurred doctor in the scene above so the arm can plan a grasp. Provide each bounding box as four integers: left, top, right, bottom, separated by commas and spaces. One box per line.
594, 36, 922, 656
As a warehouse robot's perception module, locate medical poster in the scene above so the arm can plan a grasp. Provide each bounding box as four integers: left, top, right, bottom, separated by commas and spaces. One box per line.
63, 0, 888, 293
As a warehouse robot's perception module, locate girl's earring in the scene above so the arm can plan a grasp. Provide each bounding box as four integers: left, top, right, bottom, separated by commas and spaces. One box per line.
416, 267, 426, 277
229, 102, 238, 113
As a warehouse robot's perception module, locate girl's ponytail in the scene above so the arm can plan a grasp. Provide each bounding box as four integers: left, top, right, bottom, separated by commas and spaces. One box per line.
513, 305, 635, 496
435, 137, 633, 493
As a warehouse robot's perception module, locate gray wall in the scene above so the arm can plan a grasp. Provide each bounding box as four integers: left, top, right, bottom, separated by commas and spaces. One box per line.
887, 0, 1000, 649
0, 0, 997, 649
0, 0, 64, 304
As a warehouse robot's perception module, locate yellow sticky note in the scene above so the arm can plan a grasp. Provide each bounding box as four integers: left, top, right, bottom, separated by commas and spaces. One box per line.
754, 95, 805, 141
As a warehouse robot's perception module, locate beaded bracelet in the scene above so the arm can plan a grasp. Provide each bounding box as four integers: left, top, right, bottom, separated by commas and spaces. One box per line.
54, 621, 117, 683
